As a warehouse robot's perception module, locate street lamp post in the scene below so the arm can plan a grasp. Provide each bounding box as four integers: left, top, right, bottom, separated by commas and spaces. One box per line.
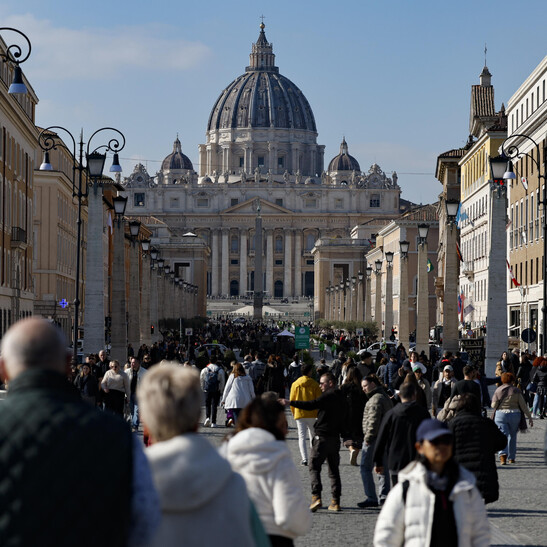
111, 195, 128, 363
399, 241, 410, 349
357, 272, 364, 322
350, 276, 357, 321
416, 223, 430, 356
39, 126, 125, 363
444, 200, 460, 354
139, 239, 151, 346
384, 251, 394, 340
127, 220, 141, 352
148, 248, 158, 343
502, 136, 547, 354
365, 265, 373, 323
375, 259, 382, 336
345, 279, 350, 321
0, 27, 32, 94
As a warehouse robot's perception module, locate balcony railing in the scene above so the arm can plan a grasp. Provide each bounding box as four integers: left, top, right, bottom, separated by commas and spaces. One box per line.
10, 227, 27, 249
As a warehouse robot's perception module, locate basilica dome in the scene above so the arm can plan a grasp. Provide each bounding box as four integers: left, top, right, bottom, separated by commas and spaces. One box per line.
328, 138, 360, 172
161, 137, 193, 171
207, 24, 316, 132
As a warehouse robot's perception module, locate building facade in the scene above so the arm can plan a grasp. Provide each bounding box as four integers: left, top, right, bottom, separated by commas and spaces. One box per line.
121, 24, 403, 301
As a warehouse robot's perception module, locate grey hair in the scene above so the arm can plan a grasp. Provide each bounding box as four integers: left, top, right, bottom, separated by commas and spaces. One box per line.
137, 365, 201, 441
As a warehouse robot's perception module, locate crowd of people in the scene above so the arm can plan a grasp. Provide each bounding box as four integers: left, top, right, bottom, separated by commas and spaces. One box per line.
1, 316, 547, 546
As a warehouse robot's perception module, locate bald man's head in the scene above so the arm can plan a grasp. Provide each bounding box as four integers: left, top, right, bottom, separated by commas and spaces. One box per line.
0, 318, 70, 380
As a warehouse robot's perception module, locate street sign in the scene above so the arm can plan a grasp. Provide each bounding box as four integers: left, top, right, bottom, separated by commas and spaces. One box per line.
185, 328, 193, 336
356, 328, 364, 336
295, 326, 310, 349
521, 328, 537, 343
59, 299, 68, 309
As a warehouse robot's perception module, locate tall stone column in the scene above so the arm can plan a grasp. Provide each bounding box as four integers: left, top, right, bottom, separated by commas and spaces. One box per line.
211, 229, 219, 296
443, 224, 459, 354
140, 255, 151, 347
485, 186, 508, 377
83, 184, 105, 353
221, 229, 229, 296
110, 219, 127, 364
335, 287, 341, 321
239, 229, 248, 297
416, 240, 430, 356
266, 229, 274, 297
149, 264, 159, 342
399, 256, 410, 349
127, 243, 140, 351
385, 266, 393, 339
356, 277, 363, 322
294, 232, 302, 296
365, 274, 372, 323
284, 229, 292, 297
375, 270, 382, 335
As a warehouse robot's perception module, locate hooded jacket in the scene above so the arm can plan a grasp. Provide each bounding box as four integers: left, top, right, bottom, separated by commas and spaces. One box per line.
145, 433, 255, 547
374, 460, 490, 547
226, 427, 311, 540
221, 374, 255, 410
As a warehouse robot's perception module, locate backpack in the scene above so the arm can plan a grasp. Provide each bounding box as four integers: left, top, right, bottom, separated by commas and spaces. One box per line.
287, 364, 302, 386
204, 366, 220, 392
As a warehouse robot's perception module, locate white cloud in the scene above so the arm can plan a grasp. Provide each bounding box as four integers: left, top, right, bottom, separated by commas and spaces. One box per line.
0, 10, 211, 80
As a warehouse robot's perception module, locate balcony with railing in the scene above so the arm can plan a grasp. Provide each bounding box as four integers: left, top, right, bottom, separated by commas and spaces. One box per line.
10, 227, 27, 250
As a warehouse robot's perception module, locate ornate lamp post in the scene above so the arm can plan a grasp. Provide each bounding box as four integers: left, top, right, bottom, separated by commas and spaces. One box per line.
375, 259, 383, 335
0, 27, 32, 94
110, 195, 128, 363
384, 251, 394, 340
416, 223, 430, 355
399, 241, 410, 349
39, 126, 125, 363
444, 200, 460, 354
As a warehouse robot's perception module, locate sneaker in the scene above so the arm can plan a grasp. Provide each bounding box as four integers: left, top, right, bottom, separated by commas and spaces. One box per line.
309, 496, 322, 512
328, 499, 341, 512
211, 423, 218, 428
204, 417, 211, 426
350, 449, 358, 466
227, 418, 234, 427
357, 499, 379, 508
301, 460, 308, 466
508, 459, 515, 464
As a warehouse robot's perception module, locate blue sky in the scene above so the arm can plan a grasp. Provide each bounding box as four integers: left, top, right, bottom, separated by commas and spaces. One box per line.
2, 0, 546, 203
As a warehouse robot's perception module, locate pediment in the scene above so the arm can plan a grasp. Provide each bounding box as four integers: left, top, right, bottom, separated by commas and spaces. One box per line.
223, 197, 292, 215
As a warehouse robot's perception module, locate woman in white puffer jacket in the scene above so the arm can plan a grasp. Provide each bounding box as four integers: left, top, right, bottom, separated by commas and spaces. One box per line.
225, 397, 311, 547
374, 418, 490, 547
221, 362, 255, 424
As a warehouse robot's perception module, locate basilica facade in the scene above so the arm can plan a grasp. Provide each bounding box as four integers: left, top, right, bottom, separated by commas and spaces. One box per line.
122, 24, 404, 299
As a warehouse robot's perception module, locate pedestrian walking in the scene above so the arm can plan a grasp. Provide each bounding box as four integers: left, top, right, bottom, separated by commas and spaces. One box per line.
125, 357, 147, 431
289, 363, 322, 466
101, 360, 130, 416
73, 362, 99, 405
530, 357, 547, 418
285, 371, 347, 512
492, 372, 533, 464
358, 375, 393, 508
340, 367, 366, 466
374, 419, 490, 547
431, 365, 456, 416
200, 356, 226, 428
221, 362, 255, 425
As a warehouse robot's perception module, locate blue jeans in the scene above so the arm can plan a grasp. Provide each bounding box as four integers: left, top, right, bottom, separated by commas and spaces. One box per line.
532, 392, 545, 416
360, 439, 390, 502
129, 393, 139, 428
494, 411, 521, 460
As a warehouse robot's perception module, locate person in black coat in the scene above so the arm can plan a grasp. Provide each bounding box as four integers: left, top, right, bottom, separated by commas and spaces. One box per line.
340, 367, 366, 465
449, 393, 507, 504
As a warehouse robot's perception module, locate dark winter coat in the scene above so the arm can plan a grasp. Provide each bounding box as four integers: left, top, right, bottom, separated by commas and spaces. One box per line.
373, 401, 431, 472
340, 382, 366, 443
449, 410, 507, 504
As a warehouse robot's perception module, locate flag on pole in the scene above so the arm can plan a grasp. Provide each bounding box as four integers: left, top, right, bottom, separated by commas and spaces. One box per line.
427, 259, 434, 273
456, 241, 463, 262
458, 292, 465, 323
506, 259, 520, 287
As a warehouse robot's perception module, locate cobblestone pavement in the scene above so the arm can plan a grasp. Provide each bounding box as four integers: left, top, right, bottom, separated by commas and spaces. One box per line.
199, 403, 547, 547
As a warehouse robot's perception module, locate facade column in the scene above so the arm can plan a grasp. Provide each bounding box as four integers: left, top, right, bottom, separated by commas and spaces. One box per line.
416, 240, 430, 356
399, 256, 409, 349
294, 232, 302, 296
335, 287, 341, 321
385, 265, 393, 340
283, 229, 293, 297
266, 229, 274, 297
149, 264, 159, 342
365, 273, 372, 323
110, 219, 127, 364
127, 243, 140, 351
443, 224, 459, 354
83, 184, 105, 353
239, 229, 248, 297
356, 275, 363, 322
375, 270, 382, 334
221, 228, 229, 296
211, 229, 219, 296
140, 254, 151, 347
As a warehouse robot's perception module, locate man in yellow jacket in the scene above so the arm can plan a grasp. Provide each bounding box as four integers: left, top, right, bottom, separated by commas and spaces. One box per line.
290, 363, 322, 465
